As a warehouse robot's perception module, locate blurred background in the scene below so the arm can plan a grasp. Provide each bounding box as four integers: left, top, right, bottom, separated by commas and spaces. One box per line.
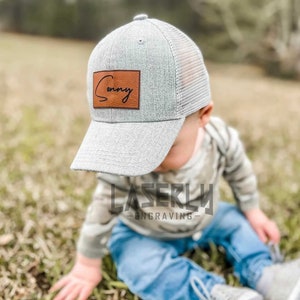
1, 0, 300, 79
1, 1, 300, 299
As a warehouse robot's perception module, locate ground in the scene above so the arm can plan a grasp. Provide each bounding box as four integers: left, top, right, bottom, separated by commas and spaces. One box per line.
0, 32, 300, 300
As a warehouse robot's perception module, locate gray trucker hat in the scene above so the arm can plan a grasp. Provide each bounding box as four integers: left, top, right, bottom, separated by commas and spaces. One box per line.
71, 14, 211, 176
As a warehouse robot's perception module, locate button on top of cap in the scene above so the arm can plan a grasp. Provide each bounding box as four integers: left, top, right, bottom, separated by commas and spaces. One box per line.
133, 14, 148, 21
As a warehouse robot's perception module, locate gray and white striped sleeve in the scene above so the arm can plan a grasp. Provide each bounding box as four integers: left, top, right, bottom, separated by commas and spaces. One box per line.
222, 125, 260, 212
76, 174, 128, 258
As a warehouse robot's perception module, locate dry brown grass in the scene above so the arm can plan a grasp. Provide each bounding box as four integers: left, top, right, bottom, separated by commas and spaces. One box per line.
1, 32, 300, 300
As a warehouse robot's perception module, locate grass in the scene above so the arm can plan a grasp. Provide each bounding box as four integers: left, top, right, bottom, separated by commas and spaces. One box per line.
1, 32, 300, 299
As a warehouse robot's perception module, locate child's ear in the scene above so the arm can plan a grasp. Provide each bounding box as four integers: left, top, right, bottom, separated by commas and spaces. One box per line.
198, 102, 213, 127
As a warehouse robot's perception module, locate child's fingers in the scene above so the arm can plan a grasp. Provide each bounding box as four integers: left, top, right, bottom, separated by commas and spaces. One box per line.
53, 282, 77, 300
265, 221, 281, 244
256, 228, 267, 243
65, 285, 82, 300
49, 276, 70, 293
78, 286, 94, 300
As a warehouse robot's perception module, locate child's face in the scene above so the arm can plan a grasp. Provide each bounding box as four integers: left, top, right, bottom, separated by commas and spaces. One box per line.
153, 104, 213, 173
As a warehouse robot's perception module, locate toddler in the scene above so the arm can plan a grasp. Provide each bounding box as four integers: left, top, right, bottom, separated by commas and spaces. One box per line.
50, 14, 300, 300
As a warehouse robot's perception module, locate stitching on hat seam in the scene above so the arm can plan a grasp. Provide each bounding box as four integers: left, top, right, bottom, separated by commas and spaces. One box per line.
147, 19, 181, 118
92, 117, 182, 123
76, 158, 151, 167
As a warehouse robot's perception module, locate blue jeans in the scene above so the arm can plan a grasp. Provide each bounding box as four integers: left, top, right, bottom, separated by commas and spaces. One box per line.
108, 202, 273, 300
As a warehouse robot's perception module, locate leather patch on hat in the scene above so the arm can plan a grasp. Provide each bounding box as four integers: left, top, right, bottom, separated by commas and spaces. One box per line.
93, 70, 140, 109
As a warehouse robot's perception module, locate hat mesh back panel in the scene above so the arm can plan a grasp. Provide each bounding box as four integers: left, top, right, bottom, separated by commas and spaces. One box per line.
151, 20, 211, 117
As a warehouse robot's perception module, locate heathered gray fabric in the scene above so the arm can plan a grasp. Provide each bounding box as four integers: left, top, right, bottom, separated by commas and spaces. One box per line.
69, 118, 184, 176
71, 15, 211, 176
257, 259, 300, 300
210, 284, 263, 300
76, 117, 260, 259
148, 19, 211, 117
87, 17, 211, 122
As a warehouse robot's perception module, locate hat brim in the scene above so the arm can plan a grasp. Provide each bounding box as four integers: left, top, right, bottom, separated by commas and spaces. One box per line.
70, 118, 185, 176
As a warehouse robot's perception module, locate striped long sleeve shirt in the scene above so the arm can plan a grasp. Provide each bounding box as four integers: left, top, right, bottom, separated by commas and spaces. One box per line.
76, 116, 259, 258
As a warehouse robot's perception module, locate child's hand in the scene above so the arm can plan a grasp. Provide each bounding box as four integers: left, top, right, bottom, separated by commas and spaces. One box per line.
244, 208, 281, 244
50, 253, 102, 300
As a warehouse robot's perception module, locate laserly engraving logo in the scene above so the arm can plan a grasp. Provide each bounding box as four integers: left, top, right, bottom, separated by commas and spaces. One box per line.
110, 183, 214, 216
93, 70, 140, 109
